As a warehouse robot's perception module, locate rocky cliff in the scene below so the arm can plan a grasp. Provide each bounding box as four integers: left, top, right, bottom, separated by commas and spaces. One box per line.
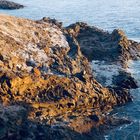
0, 14, 139, 139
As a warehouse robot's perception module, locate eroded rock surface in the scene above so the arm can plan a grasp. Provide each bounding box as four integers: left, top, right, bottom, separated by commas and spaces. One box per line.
66, 22, 140, 64
66, 22, 140, 88
0, 15, 137, 139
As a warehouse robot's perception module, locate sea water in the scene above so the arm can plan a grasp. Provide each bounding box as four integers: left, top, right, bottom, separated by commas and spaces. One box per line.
105, 60, 140, 140
0, 0, 140, 139
0, 0, 140, 40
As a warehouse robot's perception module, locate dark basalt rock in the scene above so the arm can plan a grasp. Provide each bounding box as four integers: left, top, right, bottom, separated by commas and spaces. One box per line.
113, 71, 138, 89
66, 22, 140, 90
39, 17, 63, 28
0, 0, 24, 10
66, 22, 140, 65
108, 87, 132, 104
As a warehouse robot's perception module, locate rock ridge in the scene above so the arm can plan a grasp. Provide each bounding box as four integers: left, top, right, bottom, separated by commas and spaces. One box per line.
0, 15, 139, 139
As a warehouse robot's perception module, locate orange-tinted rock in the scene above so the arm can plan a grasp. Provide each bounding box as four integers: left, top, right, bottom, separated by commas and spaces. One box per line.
0, 14, 134, 139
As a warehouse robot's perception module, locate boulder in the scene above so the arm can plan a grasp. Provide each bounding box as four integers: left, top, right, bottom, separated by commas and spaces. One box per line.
0, 0, 24, 10
41, 17, 63, 28
66, 22, 140, 88
66, 22, 140, 65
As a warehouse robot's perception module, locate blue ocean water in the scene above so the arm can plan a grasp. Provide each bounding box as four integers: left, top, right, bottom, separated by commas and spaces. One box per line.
1, 0, 140, 41
0, 0, 140, 139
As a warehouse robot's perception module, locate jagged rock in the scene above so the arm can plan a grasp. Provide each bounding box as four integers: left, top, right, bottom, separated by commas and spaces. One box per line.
66, 22, 140, 65
0, 105, 27, 139
0, 15, 135, 139
41, 17, 63, 28
0, 104, 132, 140
0, 0, 24, 10
66, 22, 140, 89
113, 71, 138, 89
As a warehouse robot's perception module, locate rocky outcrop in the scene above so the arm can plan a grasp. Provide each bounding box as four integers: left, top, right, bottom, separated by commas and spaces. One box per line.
66, 22, 140, 64
41, 17, 63, 28
0, 104, 131, 140
0, 0, 24, 10
0, 15, 138, 139
113, 71, 138, 89
66, 22, 140, 89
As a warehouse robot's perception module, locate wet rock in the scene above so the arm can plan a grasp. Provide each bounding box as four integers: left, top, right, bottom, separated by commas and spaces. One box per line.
108, 87, 132, 104
0, 0, 24, 10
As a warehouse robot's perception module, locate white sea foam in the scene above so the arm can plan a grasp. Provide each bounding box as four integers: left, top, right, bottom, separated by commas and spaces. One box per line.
91, 60, 122, 86
127, 60, 140, 86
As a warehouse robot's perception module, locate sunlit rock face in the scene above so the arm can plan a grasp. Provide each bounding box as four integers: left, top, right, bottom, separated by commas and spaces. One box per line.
0, 15, 136, 139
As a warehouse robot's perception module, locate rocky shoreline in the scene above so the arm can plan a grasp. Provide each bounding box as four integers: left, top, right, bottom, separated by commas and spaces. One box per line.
0, 14, 139, 139
0, 0, 24, 10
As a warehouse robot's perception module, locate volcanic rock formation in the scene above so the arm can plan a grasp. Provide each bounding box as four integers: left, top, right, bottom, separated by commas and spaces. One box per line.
0, 14, 139, 139
66, 22, 140, 88
66, 22, 140, 63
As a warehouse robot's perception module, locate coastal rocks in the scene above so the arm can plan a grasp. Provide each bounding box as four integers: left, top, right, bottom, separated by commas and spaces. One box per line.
0, 0, 24, 10
66, 22, 140, 65
0, 104, 132, 140
0, 104, 27, 139
41, 17, 63, 28
66, 22, 140, 88
91, 60, 122, 86
113, 71, 138, 89
127, 60, 140, 86
91, 60, 138, 89
0, 14, 137, 139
